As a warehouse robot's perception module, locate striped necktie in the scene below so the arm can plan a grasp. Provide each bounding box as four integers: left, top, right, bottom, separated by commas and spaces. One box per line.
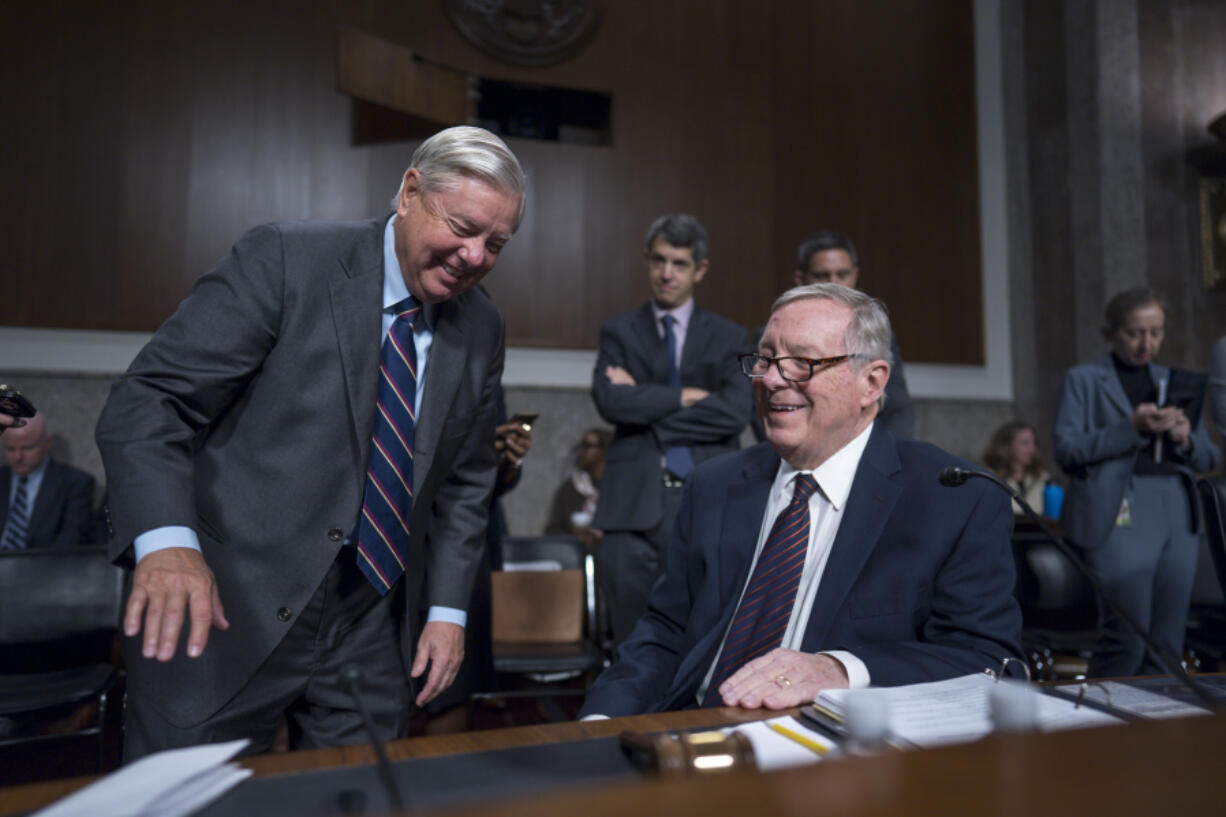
2, 475, 30, 550
356, 296, 421, 594
703, 473, 819, 705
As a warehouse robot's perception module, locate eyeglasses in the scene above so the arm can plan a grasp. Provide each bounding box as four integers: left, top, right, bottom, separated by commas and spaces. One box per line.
737, 353, 853, 383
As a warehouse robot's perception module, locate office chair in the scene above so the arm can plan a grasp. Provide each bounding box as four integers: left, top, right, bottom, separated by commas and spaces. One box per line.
1188, 477, 1226, 670
1010, 521, 1099, 680
0, 546, 125, 785
473, 535, 606, 722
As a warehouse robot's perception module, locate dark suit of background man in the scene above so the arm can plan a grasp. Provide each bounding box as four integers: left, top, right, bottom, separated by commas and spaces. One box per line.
591, 214, 752, 647
95, 126, 525, 759
1, 412, 95, 549
581, 283, 1021, 717
752, 230, 914, 442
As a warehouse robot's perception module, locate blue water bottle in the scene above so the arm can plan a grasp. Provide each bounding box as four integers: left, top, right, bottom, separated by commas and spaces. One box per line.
1042, 481, 1064, 519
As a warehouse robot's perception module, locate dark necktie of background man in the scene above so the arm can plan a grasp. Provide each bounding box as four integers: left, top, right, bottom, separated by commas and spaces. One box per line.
357, 296, 421, 593
1, 475, 30, 550
661, 314, 694, 479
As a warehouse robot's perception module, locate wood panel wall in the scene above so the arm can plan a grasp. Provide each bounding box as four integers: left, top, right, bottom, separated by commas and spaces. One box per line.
0, 0, 982, 364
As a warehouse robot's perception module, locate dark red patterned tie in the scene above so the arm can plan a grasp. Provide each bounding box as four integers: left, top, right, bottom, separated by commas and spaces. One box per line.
704, 473, 819, 705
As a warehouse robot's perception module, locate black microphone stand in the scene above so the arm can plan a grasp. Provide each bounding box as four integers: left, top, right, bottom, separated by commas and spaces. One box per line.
939, 467, 1217, 709
341, 666, 407, 812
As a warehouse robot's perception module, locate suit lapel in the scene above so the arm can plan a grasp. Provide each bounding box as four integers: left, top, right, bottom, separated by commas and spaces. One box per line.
1094, 354, 1135, 418
664, 445, 777, 708
413, 297, 469, 493
632, 302, 669, 385
0, 469, 9, 519
329, 220, 385, 466
28, 461, 62, 541
679, 306, 705, 378
800, 425, 903, 652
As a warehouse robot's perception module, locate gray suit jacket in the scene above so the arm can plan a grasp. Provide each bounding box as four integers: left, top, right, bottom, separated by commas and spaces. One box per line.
96, 217, 502, 727
0, 460, 95, 548
591, 302, 752, 532
1053, 354, 1219, 551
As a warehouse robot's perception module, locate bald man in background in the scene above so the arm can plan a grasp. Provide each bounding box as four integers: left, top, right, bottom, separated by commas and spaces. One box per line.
1, 412, 95, 549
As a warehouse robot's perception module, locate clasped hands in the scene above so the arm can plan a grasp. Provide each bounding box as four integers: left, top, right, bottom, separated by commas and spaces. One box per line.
604, 365, 709, 406
712, 648, 849, 709
1131, 402, 1191, 447
125, 546, 462, 706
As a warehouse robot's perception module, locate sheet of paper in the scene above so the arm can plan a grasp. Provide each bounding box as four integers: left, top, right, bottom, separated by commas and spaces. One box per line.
727, 716, 836, 771
1047, 681, 1212, 720
33, 739, 250, 817
819, 674, 1119, 748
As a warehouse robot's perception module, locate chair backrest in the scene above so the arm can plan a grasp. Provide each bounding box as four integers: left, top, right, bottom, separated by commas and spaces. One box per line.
0, 547, 124, 669
501, 535, 586, 570
1197, 476, 1226, 602
1011, 530, 1097, 629
494, 536, 593, 644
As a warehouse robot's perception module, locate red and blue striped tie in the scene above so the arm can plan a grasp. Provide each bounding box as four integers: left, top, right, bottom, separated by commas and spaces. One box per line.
704, 473, 819, 705
356, 296, 420, 594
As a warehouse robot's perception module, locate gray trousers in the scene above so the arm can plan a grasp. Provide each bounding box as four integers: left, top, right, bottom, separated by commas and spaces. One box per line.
124, 549, 411, 761
1083, 475, 1198, 677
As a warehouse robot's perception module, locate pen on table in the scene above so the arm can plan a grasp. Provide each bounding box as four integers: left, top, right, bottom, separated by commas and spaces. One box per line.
768, 722, 830, 756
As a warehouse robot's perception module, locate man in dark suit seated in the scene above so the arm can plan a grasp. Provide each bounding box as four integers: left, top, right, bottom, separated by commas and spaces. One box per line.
96, 126, 525, 759
1, 412, 95, 549
581, 283, 1022, 716
591, 214, 753, 647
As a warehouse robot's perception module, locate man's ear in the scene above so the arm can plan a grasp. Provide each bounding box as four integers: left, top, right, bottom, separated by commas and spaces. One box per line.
860, 360, 890, 408
694, 259, 710, 284
396, 169, 421, 214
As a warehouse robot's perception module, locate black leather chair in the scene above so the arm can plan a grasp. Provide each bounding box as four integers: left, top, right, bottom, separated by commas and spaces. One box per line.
1011, 520, 1099, 680
0, 546, 125, 784
1197, 477, 1226, 599
472, 535, 606, 722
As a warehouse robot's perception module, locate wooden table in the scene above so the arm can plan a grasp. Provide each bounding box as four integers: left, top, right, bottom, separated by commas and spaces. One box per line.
4, 705, 1225, 817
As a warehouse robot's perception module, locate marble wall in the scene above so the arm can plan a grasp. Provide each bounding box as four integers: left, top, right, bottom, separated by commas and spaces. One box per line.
3, 371, 1017, 536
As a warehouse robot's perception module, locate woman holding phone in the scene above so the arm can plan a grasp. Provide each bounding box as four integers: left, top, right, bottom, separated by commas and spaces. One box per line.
1054, 288, 1218, 677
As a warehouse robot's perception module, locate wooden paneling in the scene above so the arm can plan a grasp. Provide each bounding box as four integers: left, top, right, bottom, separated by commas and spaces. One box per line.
0, 0, 983, 364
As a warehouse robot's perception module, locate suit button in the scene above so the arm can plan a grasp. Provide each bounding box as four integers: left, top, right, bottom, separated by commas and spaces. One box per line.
277, 607, 292, 622
328, 528, 344, 542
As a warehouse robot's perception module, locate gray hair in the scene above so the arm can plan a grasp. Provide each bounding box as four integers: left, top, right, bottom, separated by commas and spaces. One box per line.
644, 213, 709, 265
769, 283, 893, 410
391, 126, 527, 226
795, 229, 858, 270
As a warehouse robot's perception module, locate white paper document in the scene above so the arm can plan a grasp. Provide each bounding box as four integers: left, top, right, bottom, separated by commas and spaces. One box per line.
1047, 680, 1213, 720
33, 739, 252, 817
818, 673, 1120, 748
728, 716, 837, 771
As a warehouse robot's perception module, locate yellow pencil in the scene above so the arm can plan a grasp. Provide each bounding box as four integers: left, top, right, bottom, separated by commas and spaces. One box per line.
768, 721, 830, 756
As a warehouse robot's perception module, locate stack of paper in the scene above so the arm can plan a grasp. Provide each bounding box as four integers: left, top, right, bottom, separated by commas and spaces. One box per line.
817, 673, 1120, 748
33, 739, 252, 817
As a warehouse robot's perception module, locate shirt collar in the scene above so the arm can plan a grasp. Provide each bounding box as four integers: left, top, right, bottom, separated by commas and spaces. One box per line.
774, 421, 874, 511
650, 297, 695, 333
383, 215, 437, 329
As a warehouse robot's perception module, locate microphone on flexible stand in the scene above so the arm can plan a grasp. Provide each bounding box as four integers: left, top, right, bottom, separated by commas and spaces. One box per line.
341, 665, 407, 813
937, 466, 1217, 709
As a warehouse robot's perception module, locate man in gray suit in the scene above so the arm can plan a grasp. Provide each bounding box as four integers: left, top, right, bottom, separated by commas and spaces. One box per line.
592, 214, 752, 647
96, 126, 524, 758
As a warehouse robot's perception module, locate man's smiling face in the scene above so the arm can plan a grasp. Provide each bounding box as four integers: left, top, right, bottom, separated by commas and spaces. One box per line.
756, 298, 883, 470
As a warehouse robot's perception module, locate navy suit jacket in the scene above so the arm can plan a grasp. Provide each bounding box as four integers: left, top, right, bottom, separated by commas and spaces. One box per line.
591, 302, 752, 532
1, 460, 95, 548
580, 425, 1023, 717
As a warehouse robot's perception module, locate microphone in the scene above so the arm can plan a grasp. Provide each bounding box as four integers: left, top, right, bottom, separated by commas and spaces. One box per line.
341, 665, 406, 813
938, 467, 1217, 709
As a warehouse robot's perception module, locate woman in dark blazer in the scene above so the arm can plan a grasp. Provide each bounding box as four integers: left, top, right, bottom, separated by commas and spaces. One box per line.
1054, 288, 1218, 677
